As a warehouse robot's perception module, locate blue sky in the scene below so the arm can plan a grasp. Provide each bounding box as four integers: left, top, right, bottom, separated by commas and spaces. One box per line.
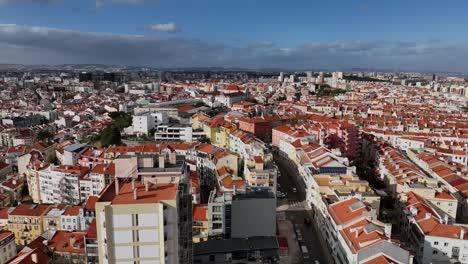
1, 0, 468, 72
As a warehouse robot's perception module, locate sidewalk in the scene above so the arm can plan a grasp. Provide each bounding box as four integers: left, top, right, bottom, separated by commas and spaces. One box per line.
278, 220, 303, 264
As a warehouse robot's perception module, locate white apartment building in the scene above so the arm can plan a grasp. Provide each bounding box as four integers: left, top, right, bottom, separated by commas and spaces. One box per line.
131, 112, 168, 136
38, 165, 89, 205
0, 230, 16, 264
207, 190, 232, 237
154, 125, 204, 142
60, 206, 83, 231
95, 176, 192, 264
326, 198, 412, 264
399, 191, 468, 264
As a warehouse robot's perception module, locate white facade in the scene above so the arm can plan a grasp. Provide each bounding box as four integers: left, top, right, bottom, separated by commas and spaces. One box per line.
0, 232, 16, 264
422, 234, 468, 264
132, 112, 168, 136
38, 166, 83, 205
60, 214, 82, 231
96, 203, 179, 264
132, 114, 156, 136
154, 125, 204, 142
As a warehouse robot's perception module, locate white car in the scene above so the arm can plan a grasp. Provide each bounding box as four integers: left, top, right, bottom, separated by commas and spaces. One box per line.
292, 187, 297, 193
276, 191, 286, 198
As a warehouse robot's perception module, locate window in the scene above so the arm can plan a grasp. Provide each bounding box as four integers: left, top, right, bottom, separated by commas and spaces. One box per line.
444, 242, 448, 246
434, 241, 439, 245
433, 250, 438, 255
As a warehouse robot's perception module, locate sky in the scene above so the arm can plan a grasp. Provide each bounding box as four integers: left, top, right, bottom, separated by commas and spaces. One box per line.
1, 0, 468, 72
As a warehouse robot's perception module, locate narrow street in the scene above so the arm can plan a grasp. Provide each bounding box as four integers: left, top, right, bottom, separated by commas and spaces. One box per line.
274, 154, 331, 264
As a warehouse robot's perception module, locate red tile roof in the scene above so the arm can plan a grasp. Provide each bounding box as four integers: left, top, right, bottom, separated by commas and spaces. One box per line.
329, 198, 369, 225
10, 204, 50, 217
86, 219, 97, 239
98, 180, 178, 205
193, 205, 208, 222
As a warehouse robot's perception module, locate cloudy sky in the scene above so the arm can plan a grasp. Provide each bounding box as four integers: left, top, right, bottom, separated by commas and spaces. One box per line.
1, 0, 468, 72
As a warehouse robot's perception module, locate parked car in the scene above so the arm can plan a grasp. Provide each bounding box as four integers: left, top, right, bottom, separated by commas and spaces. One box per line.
292, 187, 297, 193
276, 191, 286, 198
301, 245, 310, 259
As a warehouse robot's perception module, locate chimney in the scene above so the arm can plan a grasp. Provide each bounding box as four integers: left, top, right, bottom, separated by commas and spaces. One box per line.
461, 228, 465, 239
31, 253, 38, 264
169, 151, 177, 165
384, 223, 392, 239
425, 213, 432, 219
145, 182, 150, 192
159, 156, 165, 169
444, 214, 449, 224
131, 179, 135, 190
133, 188, 138, 200
115, 179, 120, 195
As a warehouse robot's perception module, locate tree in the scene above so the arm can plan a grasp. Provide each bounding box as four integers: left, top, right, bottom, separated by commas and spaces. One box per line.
109, 112, 132, 129
20, 183, 29, 201
37, 130, 53, 142
198, 135, 211, 144
100, 125, 122, 147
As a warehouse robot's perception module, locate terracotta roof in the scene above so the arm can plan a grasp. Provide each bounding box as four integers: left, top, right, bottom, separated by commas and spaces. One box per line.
340, 219, 384, 253
98, 179, 178, 205
49, 231, 86, 254
0, 161, 9, 170
90, 163, 115, 175
85, 196, 98, 210
178, 105, 196, 113
86, 219, 97, 239
329, 198, 369, 225
63, 206, 83, 216
0, 207, 10, 220
0, 229, 13, 241
8, 248, 49, 264
10, 204, 50, 217
193, 205, 208, 222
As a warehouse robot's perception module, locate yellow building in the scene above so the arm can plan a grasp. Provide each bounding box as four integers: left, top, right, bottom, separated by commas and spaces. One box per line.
192, 205, 208, 243
200, 115, 236, 147
191, 111, 209, 130
8, 203, 50, 245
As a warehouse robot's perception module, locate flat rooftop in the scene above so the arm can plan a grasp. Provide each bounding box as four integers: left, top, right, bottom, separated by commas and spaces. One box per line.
98, 180, 178, 205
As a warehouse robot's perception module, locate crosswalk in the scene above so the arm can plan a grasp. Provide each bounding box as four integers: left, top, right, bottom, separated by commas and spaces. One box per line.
288, 199, 304, 208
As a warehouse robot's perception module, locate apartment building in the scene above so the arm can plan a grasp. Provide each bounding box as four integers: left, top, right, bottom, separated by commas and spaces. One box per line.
88, 163, 115, 196
154, 124, 204, 142
244, 155, 277, 190
37, 165, 90, 205
8, 203, 50, 245
398, 191, 468, 264
207, 190, 232, 237
0, 230, 16, 264
130, 112, 168, 136
95, 175, 192, 263
326, 198, 412, 264
192, 204, 208, 243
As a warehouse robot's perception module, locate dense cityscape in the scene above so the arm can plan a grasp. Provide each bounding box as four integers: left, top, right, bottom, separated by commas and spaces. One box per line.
0, 67, 465, 264
2, 0, 468, 263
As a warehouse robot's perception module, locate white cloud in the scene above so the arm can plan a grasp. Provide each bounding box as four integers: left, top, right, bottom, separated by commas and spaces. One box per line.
0, 24, 467, 72
149, 22, 180, 33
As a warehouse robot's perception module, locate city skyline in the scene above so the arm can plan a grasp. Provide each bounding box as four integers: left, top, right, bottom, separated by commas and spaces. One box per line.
1, 0, 468, 72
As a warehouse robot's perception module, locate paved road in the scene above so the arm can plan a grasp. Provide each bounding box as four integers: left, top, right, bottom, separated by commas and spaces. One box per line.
275, 154, 331, 264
